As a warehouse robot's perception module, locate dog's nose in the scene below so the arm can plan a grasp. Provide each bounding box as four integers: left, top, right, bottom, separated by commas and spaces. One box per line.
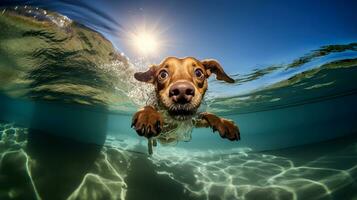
169, 82, 195, 104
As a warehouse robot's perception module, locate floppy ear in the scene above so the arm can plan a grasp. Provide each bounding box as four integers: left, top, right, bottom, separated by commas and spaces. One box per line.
201, 59, 235, 83
134, 65, 156, 83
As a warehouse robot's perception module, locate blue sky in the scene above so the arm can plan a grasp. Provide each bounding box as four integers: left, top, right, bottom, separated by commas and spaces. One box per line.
2, 0, 357, 74
92, 0, 357, 74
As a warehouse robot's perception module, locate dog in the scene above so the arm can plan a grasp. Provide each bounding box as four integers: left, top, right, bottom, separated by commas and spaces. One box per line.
131, 57, 240, 154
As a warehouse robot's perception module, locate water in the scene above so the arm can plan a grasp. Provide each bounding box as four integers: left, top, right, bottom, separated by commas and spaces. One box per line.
0, 3, 356, 200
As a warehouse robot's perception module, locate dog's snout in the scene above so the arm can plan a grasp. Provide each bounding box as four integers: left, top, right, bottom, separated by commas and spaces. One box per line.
169, 82, 195, 104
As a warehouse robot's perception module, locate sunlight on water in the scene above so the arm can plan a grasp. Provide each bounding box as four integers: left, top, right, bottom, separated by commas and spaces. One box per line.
0, 122, 128, 199
1, 121, 356, 199
0, 6, 356, 115
0, 4, 356, 200
150, 148, 356, 200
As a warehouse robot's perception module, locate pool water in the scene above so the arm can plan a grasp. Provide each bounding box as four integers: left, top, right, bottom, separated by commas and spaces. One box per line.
0, 2, 356, 200
1, 121, 356, 199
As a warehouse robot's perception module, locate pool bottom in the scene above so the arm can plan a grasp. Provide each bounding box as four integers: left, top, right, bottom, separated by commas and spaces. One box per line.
0, 121, 356, 200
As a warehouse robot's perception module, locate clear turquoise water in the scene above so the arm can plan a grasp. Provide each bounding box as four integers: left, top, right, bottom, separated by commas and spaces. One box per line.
0, 4, 356, 200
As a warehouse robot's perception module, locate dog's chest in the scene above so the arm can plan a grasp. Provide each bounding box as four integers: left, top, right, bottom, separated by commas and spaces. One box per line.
155, 110, 194, 145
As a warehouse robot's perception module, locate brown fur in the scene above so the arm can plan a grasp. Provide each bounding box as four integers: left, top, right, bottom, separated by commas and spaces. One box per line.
132, 57, 240, 153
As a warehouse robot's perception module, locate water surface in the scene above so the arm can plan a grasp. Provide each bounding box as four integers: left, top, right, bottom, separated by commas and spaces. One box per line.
0, 4, 356, 200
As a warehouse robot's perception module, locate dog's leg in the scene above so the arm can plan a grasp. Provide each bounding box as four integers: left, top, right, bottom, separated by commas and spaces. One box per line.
131, 106, 163, 138
132, 106, 163, 155
193, 118, 210, 128
148, 139, 153, 155
147, 138, 157, 155
194, 112, 240, 141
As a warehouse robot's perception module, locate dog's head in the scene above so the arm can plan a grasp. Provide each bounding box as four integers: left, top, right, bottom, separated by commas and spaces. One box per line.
134, 57, 234, 120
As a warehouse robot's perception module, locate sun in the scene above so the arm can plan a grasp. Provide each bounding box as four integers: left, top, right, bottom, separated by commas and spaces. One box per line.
125, 20, 169, 57
131, 31, 159, 55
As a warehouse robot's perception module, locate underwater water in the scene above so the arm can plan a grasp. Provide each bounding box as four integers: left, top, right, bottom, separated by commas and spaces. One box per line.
0, 2, 356, 200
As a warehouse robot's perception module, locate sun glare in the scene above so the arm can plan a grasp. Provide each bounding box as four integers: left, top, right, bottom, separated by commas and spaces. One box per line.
132, 31, 159, 55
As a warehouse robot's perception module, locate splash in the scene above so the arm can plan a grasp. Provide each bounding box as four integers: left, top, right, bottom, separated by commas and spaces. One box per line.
1, 6, 357, 117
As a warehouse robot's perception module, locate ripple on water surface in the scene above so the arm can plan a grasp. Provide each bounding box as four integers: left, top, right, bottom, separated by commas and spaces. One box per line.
0, 121, 356, 200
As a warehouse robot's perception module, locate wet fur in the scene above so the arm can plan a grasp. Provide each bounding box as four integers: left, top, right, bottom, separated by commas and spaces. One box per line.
132, 57, 240, 154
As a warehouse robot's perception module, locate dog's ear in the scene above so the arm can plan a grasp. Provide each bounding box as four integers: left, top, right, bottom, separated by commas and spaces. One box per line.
134, 65, 156, 83
201, 59, 235, 83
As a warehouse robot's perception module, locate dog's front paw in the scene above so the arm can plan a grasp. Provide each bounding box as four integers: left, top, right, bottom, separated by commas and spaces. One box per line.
131, 106, 163, 138
200, 113, 240, 141
214, 119, 240, 141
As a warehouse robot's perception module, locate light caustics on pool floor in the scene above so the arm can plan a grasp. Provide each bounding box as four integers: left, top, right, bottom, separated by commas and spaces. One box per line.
0, 121, 356, 200
0, 5, 357, 200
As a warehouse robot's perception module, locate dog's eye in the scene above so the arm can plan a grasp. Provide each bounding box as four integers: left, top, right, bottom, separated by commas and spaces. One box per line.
194, 69, 204, 79
159, 70, 169, 80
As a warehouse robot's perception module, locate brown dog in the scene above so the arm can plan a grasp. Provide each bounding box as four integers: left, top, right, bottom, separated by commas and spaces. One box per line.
131, 57, 240, 154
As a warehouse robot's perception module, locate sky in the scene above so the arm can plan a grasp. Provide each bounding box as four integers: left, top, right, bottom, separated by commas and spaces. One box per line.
92, 0, 357, 74
2, 0, 357, 74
